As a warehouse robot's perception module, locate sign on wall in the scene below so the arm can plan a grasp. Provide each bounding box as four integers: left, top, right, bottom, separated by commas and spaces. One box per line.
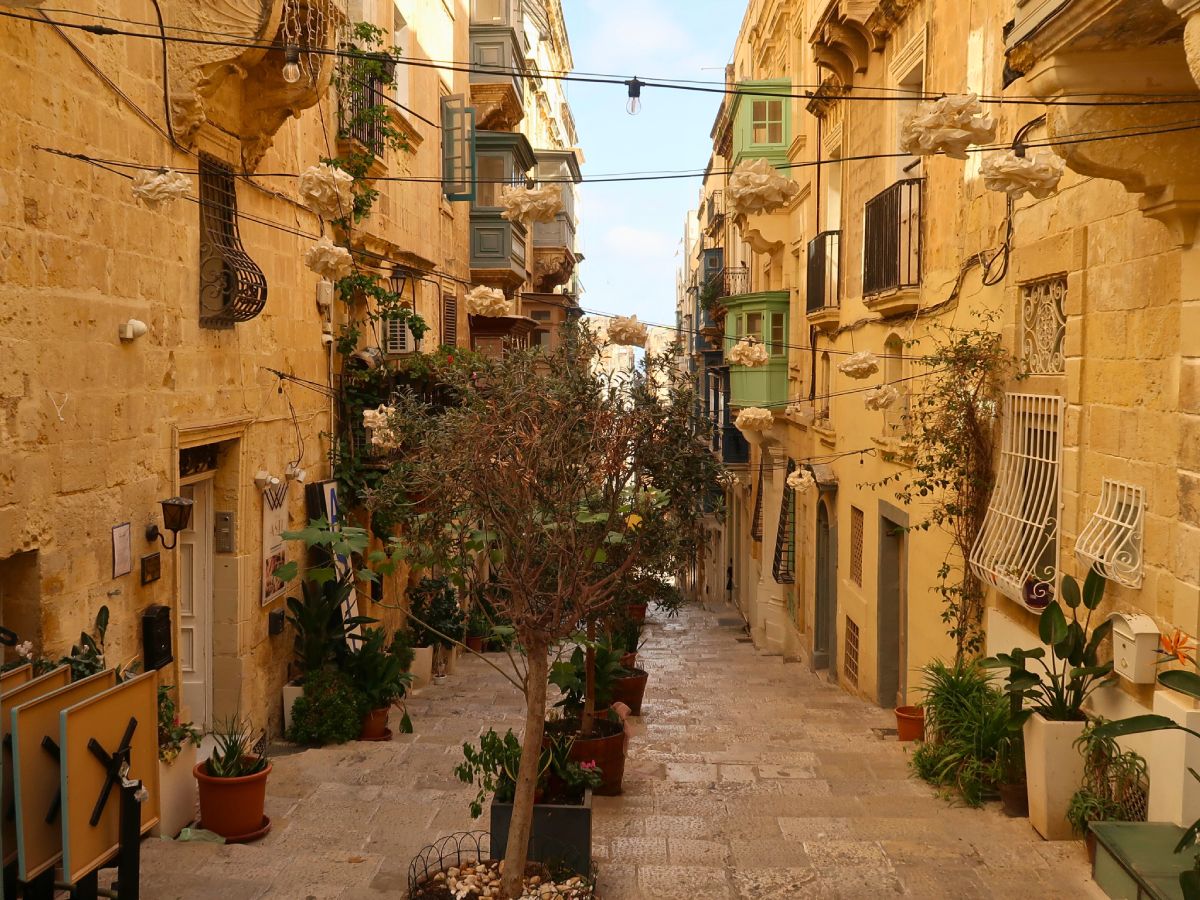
303, 480, 361, 640
261, 482, 290, 606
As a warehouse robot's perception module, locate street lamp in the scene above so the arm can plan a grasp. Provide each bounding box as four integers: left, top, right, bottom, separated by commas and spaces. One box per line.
146, 497, 195, 550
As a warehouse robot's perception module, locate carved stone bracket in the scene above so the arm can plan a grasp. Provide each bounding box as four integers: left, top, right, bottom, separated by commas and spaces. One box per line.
469, 82, 525, 132
532, 247, 576, 293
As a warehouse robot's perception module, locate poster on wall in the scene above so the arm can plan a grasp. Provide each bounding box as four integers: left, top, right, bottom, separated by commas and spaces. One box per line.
303, 480, 361, 639
111, 523, 132, 579
261, 482, 290, 606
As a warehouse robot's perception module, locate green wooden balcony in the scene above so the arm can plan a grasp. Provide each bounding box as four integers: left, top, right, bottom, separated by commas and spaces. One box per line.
724, 290, 789, 409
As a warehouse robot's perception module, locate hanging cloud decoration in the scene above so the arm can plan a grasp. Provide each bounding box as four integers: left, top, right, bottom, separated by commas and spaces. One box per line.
500, 185, 563, 225
298, 163, 356, 220
787, 467, 816, 494
981, 150, 1065, 200
734, 407, 774, 433
466, 285, 511, 318
838, 350, 880, 380
864, 384, 901, 412
727, 336, 770, 368
362, 405, 399, 450
607, 315, 649, 347
131, 168, 192, 209
900, 93, 997, 160
727, 158, 801, 217
304, 236, 353, 281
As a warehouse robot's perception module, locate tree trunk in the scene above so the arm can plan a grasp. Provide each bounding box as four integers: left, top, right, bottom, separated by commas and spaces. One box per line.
581, 619, 596, 738
500, 641, 548, 898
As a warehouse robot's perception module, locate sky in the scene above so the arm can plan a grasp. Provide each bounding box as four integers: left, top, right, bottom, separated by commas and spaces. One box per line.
560, 0, 746, 330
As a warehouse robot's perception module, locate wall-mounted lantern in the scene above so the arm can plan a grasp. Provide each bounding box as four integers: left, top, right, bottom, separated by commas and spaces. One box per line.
145, 496, 194, 550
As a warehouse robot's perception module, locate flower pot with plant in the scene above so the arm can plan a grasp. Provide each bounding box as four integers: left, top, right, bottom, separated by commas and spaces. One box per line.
985, 568, 1116, 840
1067, 720, 1148, 863
342, 626, 413, 740
194, 716, 271, 842
408, 576, 465, 685
456, 728, 602, 877
153, 683, 202, 838
287, 667, 366, 746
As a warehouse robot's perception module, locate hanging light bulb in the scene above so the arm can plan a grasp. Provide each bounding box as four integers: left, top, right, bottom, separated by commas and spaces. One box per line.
625, 77, 643, 116
282, 45, 302, 84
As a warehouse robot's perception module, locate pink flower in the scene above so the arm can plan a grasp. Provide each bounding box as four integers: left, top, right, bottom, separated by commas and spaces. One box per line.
580, 760, 597, 770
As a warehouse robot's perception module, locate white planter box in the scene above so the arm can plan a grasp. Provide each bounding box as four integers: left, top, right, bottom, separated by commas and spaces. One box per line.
1024, 713, 1086, 840
410, 646, 433, 690
282, 680, 304, 734
152, 742, 197, 838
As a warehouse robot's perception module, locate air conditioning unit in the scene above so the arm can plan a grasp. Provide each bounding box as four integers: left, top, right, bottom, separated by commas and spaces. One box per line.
383, 317, 416, 356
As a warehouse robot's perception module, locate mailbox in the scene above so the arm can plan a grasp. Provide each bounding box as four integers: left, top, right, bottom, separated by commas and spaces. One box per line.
1109, 612, 1159, 683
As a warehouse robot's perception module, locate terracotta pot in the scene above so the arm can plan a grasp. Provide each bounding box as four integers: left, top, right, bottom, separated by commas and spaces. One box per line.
611, 669, 649, 717
359, 707, 390, 741
465, 635, 486, 653
998, 781, 1029, 818
194, 758, 272, 842
550, 718, 626, 796
895, 705, 925, 742
626, 603, 647, 625
619, 652, 637, 670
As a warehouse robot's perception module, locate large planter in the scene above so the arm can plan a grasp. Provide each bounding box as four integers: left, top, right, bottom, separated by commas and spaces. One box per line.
894, 706, 925, 742
1024, 713, 1087, 840
152, 742, 197, 838
998, 780, 1029, 818
619, 651, 637, 670
359, 707, 391, 741
194, 758, 272, 842
410, 646, 433, 690
465, 635, 486, 653
282, 679, 304, 733
626, 603, 647, 626
489, 789, 592, 877
610, 669, 649, 717
554, 719, 626, 797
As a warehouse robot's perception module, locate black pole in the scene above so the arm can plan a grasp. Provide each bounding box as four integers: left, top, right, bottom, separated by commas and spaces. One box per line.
116, 776, 141, 900
27, 868, 55, 900
74, 870, 99, 900
3, 861, 16, 899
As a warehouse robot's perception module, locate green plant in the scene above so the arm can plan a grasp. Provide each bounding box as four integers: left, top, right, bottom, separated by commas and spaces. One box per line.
407, 577, 465, 648
1066, 720, 1147, 837
206, 715, 268, 778
157, 684, 202, 764
455, 728, 600, 819
389, 627, 417, 673
62, 605, 109, 681
343, 626, 412, 710
550, 642, 626, 717
287, 667, 366, 746
984, 568, 1115, 722
643, 577, 684, 618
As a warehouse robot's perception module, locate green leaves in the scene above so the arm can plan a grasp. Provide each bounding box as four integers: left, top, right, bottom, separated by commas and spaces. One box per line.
1091, 714, 1200, 741
1039, 601, 1068, 646
1161, 670, 1200, 701
1082, 566, 1106, 610
1061, 575, 1081, 609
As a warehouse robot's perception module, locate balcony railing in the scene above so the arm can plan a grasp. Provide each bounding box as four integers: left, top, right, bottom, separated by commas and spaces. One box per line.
704, 191, 725, 233
806, 230, 840, 313
338, 59, 393, 155
863, 178, 923, 296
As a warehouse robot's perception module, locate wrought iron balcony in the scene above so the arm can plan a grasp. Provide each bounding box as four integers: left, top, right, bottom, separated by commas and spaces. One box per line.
863, 178, 923, 297
721, 425, 750, 465
704, 191, 725, 234
806, 230, 840, 313
338, 58, 394, 155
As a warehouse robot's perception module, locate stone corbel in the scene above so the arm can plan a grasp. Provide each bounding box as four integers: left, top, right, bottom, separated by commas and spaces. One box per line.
469, 82, 525, 131
742, 226, 785, 256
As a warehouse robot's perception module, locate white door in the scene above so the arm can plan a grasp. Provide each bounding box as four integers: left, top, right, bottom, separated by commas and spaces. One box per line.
179, 478, 214, 730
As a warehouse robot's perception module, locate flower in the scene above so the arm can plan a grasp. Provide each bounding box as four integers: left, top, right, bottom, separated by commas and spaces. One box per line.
900, 93, 997, 160
864, 384, 901, 411
607, 315, 649, 347
838, 351, 880, 380
787, 468, 815, 494
465, 285, 511, 317
362, 405, 400, 450
304, 236, 354, 281
734, 407, 774, 433
499, 185, 563, 225
727, 158, 801, 216
625, 514, 643, 529
981, 150, 1065, 200
298, 163, 356, 220
1159, 629, 1197, 666
727, 336, 770, 368
580, 760, 597, 770
131, 168, 192, 209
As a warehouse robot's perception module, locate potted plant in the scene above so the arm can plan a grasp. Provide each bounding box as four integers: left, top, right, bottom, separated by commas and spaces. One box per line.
193, 715, 271, 842
895, 704, 925, 742
286, 667, 366, 746
985, 567, 1116, 840
465, 604, 490, 653
1067, 720, 1148, 863
456, 728, 601, 877
408, 576, 465, 685
342, 626, 413, 740
550, 643, 629, 795
153, 684, 202, 838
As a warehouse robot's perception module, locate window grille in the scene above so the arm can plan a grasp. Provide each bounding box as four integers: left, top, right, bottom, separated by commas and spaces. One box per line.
199, 155, 266, 327
850, 507, 864, 586
383, 317, 416, 356
442, 292, 459, 347
773, 459, 797, 584
970, 393, 1064, 611
1021, 276, 1067, 375
844, 617, 860, 687
1076, 479, 1145, 589
751, 452, 766, 542
863, 178, 923, 296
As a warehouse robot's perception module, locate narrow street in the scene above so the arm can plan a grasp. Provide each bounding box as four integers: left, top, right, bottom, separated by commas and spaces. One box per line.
138, 605, 1099, 899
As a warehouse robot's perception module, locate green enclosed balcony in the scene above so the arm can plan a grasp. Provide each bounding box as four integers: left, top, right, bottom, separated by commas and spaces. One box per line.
725, 290, 789, 409
731, 79, 791, 168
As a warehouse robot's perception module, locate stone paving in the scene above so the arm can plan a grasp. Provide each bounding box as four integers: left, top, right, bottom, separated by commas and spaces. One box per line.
137, 603, 1102, 899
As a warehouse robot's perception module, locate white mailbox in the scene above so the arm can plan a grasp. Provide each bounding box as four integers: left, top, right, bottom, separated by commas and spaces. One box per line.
1109, 613, 1160, 684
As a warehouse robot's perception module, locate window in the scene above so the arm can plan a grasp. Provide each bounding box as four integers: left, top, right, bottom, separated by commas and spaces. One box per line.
773, 460, 797, 584
383, 317, 416, 356
844, 617, 860, 687
1021, 276, 1067, 375
850, 506, 864, 586
746, 311, 763, 339
441, 95, 476, 201
533, 329, 551, 348
530, 310, 552, 322
819, 352, 832, 422
1076, 479, 1145, 589
471, 0, 508, 24
442, 291, 458, 347
752, 99, 784, 145
751, 452, 767, 542
770, 312, 785, 356
970, 393, 1064, 611
475, 154, 506, 207
883, 335, 909, 437
199, 155, 266, 327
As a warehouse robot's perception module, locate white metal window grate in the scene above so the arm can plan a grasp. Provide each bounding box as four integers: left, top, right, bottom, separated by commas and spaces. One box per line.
850, 507, 864, 587
844, 617, 860, 687
969, 393, 1064, 611
1021, 276, 1066, 375
383, 317, 416, 356
1076, 479, 1145, 589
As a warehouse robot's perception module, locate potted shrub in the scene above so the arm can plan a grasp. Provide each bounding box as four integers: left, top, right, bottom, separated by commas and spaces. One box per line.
154, 683, 202, 838
456, 728, 602, 877
408, 576, 465, 685
342, 626, 413, 740
465, 605, 490, 653
193, 716, 271, 842
550, 644, 629, 795
1067, 720, 1148, 863
287, 667, 365, 746
985, 568, 1116, 840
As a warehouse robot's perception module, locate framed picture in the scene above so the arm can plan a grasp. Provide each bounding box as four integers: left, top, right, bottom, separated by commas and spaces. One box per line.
111, 523, 132, 579
261, 482, 290, 606
140, 553, 161, 586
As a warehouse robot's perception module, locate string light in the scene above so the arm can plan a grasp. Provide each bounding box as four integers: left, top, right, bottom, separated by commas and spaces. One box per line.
625, 77, 643, 116
282, 45, 302, 84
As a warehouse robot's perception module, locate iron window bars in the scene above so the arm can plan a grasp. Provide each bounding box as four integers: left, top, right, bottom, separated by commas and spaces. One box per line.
751, 452, 766, 542
1075, 479, 1145, 589
807, 230, 840, 313
199, 155, 267, 327
773, 459, 797, 584
863, 178, 923, 296
338, 54, 395, 155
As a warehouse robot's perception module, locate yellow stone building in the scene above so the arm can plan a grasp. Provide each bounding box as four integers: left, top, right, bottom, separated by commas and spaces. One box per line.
683, 0, 1199, 822
0, 0, 583, 735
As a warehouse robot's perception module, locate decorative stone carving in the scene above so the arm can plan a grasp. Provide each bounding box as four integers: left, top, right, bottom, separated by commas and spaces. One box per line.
532, 247, 576, 293
469, 82, 525, 131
